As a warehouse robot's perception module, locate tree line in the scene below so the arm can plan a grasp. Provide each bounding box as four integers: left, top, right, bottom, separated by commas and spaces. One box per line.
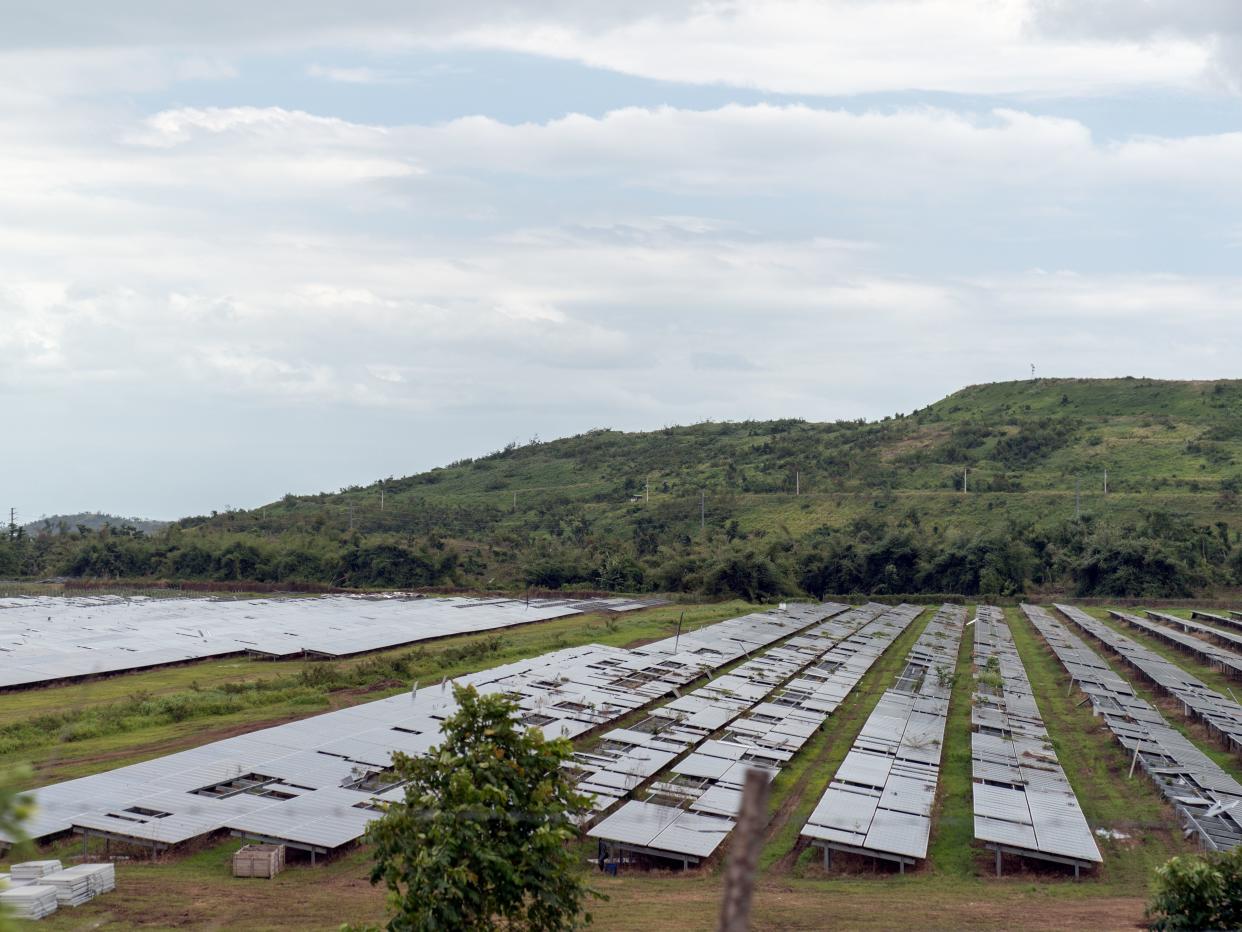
4, 506, 1239, 601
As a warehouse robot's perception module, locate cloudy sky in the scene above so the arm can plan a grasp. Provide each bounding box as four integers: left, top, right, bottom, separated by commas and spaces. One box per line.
5, 1, 1242, 520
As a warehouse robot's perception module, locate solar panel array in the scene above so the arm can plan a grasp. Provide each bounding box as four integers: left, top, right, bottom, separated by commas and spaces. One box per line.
585, 603, 924, 863
970, 606, 1101, 873
0, 594, 662, 689
1189, 610, 1242, 636
5, 603, 829, 853
801, 603, 967, 867
1138, 610, 1242, 664
1022, 605, 1242, 852
1058, 606, 1242, 753
574, 602, 860, 814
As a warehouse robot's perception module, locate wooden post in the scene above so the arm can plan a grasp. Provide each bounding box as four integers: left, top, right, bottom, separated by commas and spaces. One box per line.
718, 768, 770, 932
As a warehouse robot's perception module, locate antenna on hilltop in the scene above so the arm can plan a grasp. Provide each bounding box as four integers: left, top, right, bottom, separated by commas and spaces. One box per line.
1030, 363, 1035, 381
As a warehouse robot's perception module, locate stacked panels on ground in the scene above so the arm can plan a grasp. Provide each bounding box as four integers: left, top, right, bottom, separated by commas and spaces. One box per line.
586, 603, 925, 865
1023, 605, 1242, 852
800, 603, 967, 869
970, 605, 1101, 875
0, 884, 59, 919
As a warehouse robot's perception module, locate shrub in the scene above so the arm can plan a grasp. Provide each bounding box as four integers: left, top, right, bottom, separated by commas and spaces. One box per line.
1147, 847, 1242, 931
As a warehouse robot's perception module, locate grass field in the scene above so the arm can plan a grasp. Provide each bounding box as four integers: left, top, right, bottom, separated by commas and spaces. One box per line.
4, 599, 1231, 930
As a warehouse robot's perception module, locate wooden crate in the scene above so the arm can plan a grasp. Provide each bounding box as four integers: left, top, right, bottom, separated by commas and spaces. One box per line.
232, 844, 286, 879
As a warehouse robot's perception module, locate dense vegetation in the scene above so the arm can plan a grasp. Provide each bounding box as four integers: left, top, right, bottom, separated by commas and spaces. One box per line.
21, 512, 168, 537
7, 378, 1242, 599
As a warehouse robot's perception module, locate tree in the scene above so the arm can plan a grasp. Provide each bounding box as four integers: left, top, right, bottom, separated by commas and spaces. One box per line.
1147, 846, 1242, 930
0, 766, 34, 931
365, 685, 600, 931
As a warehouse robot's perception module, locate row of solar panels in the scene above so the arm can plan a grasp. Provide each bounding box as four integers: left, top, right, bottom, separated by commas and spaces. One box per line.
970, 606, 1101, 869
1138, 610, 1242, 667
1023, 605, 1242, 852
583, 603, 925, 862
1062, 607, 1242, 753
4, 603, 830, 852
800, 603, 967, 866
0, 594, 663, 688
1190, 610, 1242, 635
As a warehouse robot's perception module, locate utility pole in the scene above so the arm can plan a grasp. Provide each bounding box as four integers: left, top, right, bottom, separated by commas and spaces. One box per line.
1103, 468, 1108, 495
645, 478, 649, 504
795, 470, 800, 496
1030, 363, 1035, 380
963, 468, 968, 493
380, 485, 385, 512
512, 490, 517, 511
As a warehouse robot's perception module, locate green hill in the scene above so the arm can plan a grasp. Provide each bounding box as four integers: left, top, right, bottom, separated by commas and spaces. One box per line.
9, 378, 1242, 598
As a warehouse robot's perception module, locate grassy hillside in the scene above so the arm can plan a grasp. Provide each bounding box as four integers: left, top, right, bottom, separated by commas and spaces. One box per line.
10, 378, 1242, 597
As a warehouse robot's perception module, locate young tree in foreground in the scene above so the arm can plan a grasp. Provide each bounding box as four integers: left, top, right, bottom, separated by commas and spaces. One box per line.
366, 685, 600, 931
1147, 846, 1242, 931
0, 766, 34, 932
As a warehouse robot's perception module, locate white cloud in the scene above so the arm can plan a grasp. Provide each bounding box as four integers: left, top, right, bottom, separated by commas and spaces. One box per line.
307, 63, 403, 84
0, 1, 1223, 98
4, 6, 1242, 516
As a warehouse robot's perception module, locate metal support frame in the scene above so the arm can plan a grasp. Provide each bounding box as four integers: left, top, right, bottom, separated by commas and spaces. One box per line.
985, 843, 1090, 880
811, 840, 914, 874
601, 840, 702, 870
75, 827, 168, 859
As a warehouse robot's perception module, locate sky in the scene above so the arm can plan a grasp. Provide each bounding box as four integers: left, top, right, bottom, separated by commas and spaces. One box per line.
5, 1, 1242, 520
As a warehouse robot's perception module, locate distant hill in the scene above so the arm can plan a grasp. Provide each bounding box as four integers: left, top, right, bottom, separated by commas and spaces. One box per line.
9, 378, 1242, 598
24, 512, 170, 537
203, 376, 1242, 536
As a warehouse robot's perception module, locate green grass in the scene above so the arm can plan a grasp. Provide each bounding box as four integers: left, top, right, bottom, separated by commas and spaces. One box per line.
925, 613, 976, 878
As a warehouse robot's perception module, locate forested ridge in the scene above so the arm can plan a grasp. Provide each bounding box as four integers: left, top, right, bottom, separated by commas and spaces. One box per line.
7, 378, 1242, 600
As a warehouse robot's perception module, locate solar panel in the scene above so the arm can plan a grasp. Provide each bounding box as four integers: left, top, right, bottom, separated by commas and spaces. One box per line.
969, 606, 1101, 871
1024, 604, 1242, 853
800, 604, 968, 867
0, 594, 667, 688
587, 603, 925, 862
4, 603, 814, 853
